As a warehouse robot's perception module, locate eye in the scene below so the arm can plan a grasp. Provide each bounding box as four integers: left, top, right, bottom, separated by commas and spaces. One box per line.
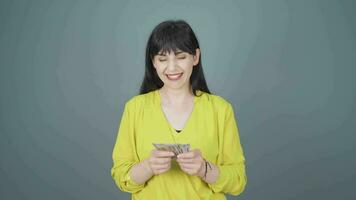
159, 59, 167, 62
177, 56, 186, 59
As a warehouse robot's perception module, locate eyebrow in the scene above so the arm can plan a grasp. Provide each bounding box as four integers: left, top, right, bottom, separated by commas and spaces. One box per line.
157, 51, 185, 56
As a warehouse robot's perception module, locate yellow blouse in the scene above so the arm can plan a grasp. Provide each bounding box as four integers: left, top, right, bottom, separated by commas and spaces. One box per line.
111, 90, 247, 200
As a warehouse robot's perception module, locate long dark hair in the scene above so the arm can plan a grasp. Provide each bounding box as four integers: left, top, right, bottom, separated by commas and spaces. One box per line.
139, 19, 211, 96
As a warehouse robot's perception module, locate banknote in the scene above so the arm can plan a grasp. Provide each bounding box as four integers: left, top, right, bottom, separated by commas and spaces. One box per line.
152, 143, 190, 158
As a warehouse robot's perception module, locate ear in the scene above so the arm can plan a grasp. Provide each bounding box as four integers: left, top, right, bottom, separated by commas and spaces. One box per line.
193, 48, 200, 66
151, 57, 157, 69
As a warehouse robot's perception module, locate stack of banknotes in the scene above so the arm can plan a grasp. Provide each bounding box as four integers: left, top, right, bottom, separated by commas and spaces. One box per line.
152, 143, 190, 158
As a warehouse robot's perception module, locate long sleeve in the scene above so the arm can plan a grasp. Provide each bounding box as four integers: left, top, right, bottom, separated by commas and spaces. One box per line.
208, 103, 247, 196
110, 102, 145, 193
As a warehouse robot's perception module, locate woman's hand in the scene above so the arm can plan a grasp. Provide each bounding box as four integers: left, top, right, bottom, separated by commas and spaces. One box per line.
176, 149, 206, 178
144, 150, 175, 175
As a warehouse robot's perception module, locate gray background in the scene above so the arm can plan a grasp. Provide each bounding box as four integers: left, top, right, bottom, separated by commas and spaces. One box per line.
1, 0, 355, 199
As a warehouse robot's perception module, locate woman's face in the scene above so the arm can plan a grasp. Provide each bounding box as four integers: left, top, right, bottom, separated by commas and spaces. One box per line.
152, 48, 200, 91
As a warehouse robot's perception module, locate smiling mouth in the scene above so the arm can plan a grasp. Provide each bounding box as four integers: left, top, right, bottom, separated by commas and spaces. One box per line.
166, 73, 183, 81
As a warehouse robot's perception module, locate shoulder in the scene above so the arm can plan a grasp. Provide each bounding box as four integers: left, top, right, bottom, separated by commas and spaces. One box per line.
198, 91, 233, 111
198, 92, 239, 129
124, 90, 156, 111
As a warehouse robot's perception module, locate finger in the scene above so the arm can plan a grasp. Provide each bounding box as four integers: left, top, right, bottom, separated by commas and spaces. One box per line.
177, 152, 194, 159
155, 168, 169, 174
151, 157, 171, 164
150, 158, 171, 165
153, 163, 171, 171
152, 163, 170, 171
177, 149, 201, 159
180, 167, 197, 175
178, 163, 198, 169
177, 158, 195, 163
153, 150, 175, 158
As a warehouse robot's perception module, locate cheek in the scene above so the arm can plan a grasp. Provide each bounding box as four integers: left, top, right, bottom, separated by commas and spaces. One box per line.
153, 63, 165, 73
178, 59, 193, 68
181, 62, 194, 73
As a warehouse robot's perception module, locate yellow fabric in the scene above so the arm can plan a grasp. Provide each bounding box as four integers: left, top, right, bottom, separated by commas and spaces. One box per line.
111, 90, 247, 200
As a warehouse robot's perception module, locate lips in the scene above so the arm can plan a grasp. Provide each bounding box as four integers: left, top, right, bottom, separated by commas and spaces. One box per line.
166, 73, 183, 81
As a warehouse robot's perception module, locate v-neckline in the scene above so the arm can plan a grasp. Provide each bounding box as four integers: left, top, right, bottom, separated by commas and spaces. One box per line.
156, 89, 198, 135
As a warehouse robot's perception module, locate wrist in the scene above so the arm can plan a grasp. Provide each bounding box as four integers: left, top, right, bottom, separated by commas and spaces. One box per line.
129, 159, 154, 185
205, 163, 219, 184
197, 159, 207, 179
141, 159, 154, 177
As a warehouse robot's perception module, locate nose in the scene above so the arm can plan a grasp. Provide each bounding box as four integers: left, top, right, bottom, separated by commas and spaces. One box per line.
167, 58, 178, 71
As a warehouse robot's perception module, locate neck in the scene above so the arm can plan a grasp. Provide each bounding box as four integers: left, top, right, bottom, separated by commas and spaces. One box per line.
159, 86, 194, 105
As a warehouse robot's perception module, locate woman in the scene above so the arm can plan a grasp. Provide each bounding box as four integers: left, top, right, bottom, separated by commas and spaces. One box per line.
111, 19, 247, 199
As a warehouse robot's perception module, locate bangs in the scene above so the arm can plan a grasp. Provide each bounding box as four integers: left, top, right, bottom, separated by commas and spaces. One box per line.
149, 24, 196, 58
